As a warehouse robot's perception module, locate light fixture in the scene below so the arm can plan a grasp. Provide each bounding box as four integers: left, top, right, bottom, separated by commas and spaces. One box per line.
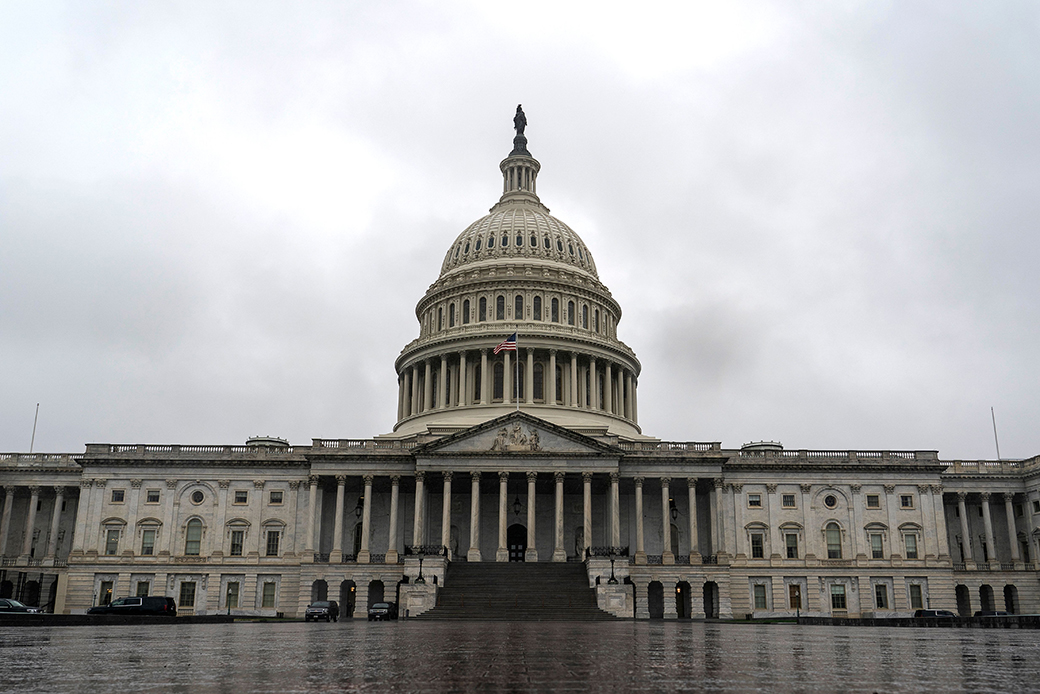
513, 494, 522, 517
354, 497, 364, 519
670, 498, 678, 522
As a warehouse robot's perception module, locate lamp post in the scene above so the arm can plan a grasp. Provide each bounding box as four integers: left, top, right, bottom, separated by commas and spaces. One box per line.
608, 551, 619, 585
415, 550, 426, 584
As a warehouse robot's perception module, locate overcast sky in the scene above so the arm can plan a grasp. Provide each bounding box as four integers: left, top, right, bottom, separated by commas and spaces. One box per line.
2, 2, 1037, 459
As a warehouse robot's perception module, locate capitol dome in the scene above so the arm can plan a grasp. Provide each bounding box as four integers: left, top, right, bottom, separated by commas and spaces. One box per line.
391, 108, 645, 439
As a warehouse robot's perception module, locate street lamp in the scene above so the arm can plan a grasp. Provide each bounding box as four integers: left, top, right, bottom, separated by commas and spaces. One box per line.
354, 496, 364, 519
415, 549, 426, 584
513, 494, 522, 517
607, 551, 619, 585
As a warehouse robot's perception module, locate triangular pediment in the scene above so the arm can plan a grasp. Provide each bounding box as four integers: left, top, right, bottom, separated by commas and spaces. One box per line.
415, 412, 619, 457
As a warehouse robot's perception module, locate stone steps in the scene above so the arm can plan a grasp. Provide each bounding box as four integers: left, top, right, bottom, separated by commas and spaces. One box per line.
416, 562, 618, 621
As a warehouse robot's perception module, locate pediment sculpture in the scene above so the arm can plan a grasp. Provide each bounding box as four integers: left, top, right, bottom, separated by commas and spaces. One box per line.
489, 423, 541, 452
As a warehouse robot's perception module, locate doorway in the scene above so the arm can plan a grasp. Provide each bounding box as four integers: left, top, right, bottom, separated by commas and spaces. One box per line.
703, 581, 719, 619
676, 581, 692, 619
340, 580, 356, 618
648, 581, 664, 619
955, 584, 971, 616
507, 524, 527, 562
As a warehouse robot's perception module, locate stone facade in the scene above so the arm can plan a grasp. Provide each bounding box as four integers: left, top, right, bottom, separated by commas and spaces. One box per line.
2, 115, 1038, 619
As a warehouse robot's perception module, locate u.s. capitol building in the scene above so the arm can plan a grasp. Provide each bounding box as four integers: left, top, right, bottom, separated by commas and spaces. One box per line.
2, 111, 1038, 620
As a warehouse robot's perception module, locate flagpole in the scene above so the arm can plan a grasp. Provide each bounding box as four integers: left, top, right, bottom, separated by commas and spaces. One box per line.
515, 333, 520, 411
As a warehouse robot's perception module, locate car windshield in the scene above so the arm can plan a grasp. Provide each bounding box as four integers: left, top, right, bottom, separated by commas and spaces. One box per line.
5, 599, 27, 607
310, 602, 330, 607
372, 603, 389, 609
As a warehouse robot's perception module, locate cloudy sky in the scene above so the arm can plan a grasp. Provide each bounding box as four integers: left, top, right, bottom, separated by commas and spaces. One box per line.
2, 1, 1037, 459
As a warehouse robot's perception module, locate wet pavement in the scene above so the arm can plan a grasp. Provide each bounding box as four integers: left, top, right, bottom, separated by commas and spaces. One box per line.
2, 620, 1038, 692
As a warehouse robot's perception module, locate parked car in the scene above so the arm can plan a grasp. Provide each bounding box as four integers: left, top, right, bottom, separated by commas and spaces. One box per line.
304, 600, 339, 622
0, 598, 42, 614
974, 610, 1009, 617
368, 602, 397, 621
87, 596, 177, 616
914, 609, 956, 618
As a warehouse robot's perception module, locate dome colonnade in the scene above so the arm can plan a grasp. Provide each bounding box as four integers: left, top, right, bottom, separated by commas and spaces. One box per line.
393, 117, 642, 438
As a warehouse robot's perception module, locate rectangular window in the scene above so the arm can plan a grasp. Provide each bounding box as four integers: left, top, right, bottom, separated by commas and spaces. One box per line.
870, 533, 884, 559
753, 584, 767, 609
230, 530, 244, 557
747, 494, 762, 508
105, 528, 120, 555
226, 582, 240, 609
111, 489, 125, 503
533, 296, 542, 321
146, 489, 160, 503
750, 533, 764, 559
261, 582, 276, 608
99, 581, 113, 606
782, 494, 796, 508
1015, 504, 1023, 517
866, 494, 880, 509
1033, 500, 1040, 514
909, 584, 923, 609
789, 584, 802, 610
179, 581, 196, 608
136, 581, 150, 597
141, 529, 156, 556
905, 534, 918, 559
900, 495, 914, 509
785, 533, 798, 559
269, 491, 283, 505
981, 542, 989, 562
830, 584, 847, 610
234, 490, 248, 504
875, 584, 888, 609
266, 531, 280, 557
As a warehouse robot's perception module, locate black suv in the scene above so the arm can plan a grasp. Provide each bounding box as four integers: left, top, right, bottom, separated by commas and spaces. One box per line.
88, 596, 177, 616
368, 602, 397, 621
304, 600, 340, 622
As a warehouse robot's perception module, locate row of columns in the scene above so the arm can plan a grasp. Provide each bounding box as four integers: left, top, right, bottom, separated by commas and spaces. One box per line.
955, 491, 1024, 565
397, 349, 638, 422
0, 485, 67, 561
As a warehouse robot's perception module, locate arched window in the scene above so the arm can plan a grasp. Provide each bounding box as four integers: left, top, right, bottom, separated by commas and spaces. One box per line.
567, 301, 575, 326
479, 297, 487, 322
551, 298, 559, 323
496, 296, 505, 320
473, 363, 482, 402
594, 309, 599, 332
826, 523, 842, 559
463, 299, 470, 324
533, 296, 542, 321
582, 305, 588, 329
516, 234, 522, 247
488, 235, 495, 248
185, 519, 203, 556
514, 295, 523, 320
533, 363, 544, 401
449, 303, 455, 328
437, 307, 443, 331
493, 361, 504, 400
544, 237, 551, 250
475, 237, 482, 251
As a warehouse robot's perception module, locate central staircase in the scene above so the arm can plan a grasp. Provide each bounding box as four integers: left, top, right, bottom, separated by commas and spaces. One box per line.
415, 562, 619, 621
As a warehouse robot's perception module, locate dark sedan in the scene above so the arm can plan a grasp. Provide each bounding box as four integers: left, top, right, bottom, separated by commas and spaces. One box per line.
368, 602, 397, 621
0, 598, 42, 614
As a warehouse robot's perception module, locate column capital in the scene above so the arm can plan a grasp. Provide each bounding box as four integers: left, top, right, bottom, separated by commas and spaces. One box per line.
52, 486, 67, 496
79, 480, 93, 489
526, 471, 538, 483
363, 475, 374, 485
799, 483, 812, 494
917, 484, 931, 495
582, 472, 593, 483
554, 471, 565, 483
931, 484, 944, 495
390, 475, 401, 485
218, 479, 231, 489
765, 483, 777, 494
883, 484, 896, 494
609, 472, 620, 483
335, 475, 348, 484
165, 479, 178, 489
471, 471, 482, 482
131, 479, 143, 489
687, 477, 697, 489
980, 491, 992, 501
498, 471, 509, 482
730, 483, 742, 493
253, 479, 266, 489
956, 491, 968, 501
308, 475, 320, 486
633, 476, 644, 487
549, 348, 558, 356
442, 471, 453, 482
660, 477, 671, 487
1001, 492, 1015, 503
94, 479, 106, 489
289, 480, 302, 490
415, 471, 426, 483
849, 484, 861, 494
458, 349, 467, 358
28, 485, 42, 495
713, 478, 725, 489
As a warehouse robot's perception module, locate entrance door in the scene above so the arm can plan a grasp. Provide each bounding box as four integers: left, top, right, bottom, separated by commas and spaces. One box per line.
507, 524, 527, 562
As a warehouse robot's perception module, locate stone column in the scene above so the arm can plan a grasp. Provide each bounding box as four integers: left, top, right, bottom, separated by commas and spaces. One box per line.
0, 486, 15, 556
570, 353, 579, 407
632, 376, 638, 423
412, 472, 426, 550
932, 486, 950, 560
468, 472, 482, 562
21, 486, 41, 558
548, 350, 557, 404
730, 483, 743, 560
582, 472, 593, 556
610, 472, 620, 549
589, 357, 598, 410
624, 373, 634, 420
633, 477, 646, 564
552, 472, 566, 562
497, 472, 509, 561
1003, 493, 1020, 562
159, 480, 176, 556
330, 475, 347, 562
917, 485, 933, 559
957, 492, 973, 563
386, 476, 400, 564
423, 360, 433, 412
661, 478, 674, 564
980, 492, 997, 564
799, 484, 813, 560
410, 365, 420, 416
526, 348, 534, 405
526, 472, 538, 562
358, 475, 374, 563
850, 484, 864, 560
884, 485, 901, 560
604, 362, 613, 414
709, 479, 721, 556
458, 351, 468, 407
397, 375, 404, 420
45, 487, 65, 560
480, 350, 489, 404
687, 478, 699, 561
306, 476, 319, 553
441, 472, 453, 556
439, 356, 448, 409
766, 483, 781, 561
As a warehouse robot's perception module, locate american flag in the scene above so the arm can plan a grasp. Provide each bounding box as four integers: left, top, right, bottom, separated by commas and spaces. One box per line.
493, 332, 517, 354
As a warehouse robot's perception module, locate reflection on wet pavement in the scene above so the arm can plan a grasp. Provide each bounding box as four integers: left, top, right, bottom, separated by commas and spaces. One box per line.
2, 621, 1038, 693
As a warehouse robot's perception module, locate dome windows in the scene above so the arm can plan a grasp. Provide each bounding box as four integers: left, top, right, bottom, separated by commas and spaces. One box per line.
582, 305, 588, 329
496, 295, 505, 320
488, 236, 495, 249
556, 239, 563, 253
533, 296, 542, 321
594, 309, 599, 332
475, 238, 482, 251
463, 299, 470, 324
516, 234, 523, 247
479, 297, 487, 322
567, 301, 575, 326
464, 242, 470, 254
514, 295, 523, 320
551, 298, 559, 323
449, 304, 456, 328
501, 233, 508, 247
530, 234, 536, 247
568, 243, 574, 256
544, 237, 551, 250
